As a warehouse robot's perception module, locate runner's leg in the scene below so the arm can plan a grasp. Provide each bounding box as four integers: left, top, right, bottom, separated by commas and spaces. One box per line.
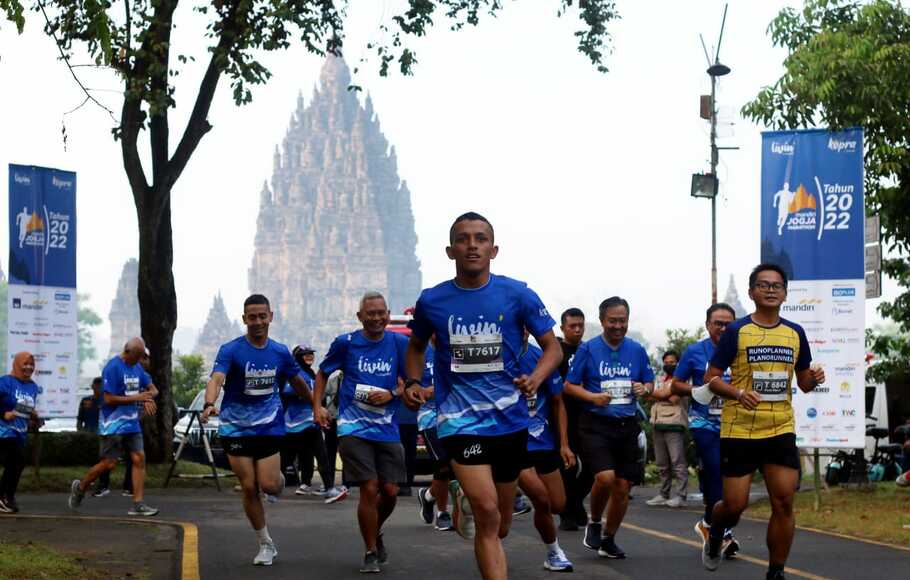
603, 475, 630, 536
378, 480, 399, 528
519, 467, 556, 543
692, 429, 722, 525
255, 453, 283, 495
79, 457, 118, 491
709, 474, 752, 556
358, 479, 382, 552
763, 464, 799, 568
129, 450, 146, 502
230, 454, 265, 530
452, 462, 506, 580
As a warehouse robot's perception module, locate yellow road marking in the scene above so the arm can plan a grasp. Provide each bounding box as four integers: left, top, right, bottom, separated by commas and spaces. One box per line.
622, 521, 831, 580
4, 514, 199, 580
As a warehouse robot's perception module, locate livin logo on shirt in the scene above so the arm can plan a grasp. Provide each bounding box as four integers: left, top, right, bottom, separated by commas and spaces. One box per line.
357, 356, 393, 376
448, 314, 503, 336
599, 362, 632, 379
244, 361, 277, 388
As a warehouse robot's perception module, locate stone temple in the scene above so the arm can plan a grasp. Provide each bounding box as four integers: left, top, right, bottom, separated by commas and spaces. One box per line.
194, 293, 242, 368
248, 56, 422, 352
108, 258, 141, 359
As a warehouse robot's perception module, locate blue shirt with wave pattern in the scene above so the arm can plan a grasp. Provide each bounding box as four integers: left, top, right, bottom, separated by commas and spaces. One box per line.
409, 274, 556, 438
320, 330, 408, 442
213, 336, 301, 438
566, 335, 654, 419
520, 343, 564, 451
283, 372, 316, 433
416, 345, 437, 432
674, 337, 729, 432
100, 356, 151, 435
0, 375, 40, 444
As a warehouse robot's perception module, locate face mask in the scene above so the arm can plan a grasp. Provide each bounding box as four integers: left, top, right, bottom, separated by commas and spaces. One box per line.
663, 364, 677, 375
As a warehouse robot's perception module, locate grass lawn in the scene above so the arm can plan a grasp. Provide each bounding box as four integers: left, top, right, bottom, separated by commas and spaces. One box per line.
747, 483, 910, 546
0, 541, 108, 580
17, 460, 234, 493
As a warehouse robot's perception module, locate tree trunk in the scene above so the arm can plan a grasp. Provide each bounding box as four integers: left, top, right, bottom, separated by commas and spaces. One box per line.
135, 186, 177, 463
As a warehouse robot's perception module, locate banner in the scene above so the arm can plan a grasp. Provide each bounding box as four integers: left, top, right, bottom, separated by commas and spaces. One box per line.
7, 165, 78, 418
760, 128, 865, 449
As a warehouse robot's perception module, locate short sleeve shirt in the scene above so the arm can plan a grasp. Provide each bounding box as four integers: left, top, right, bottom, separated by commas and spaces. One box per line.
710, 316, 811, 439
319, 330, 409, 442
408, 274, 556, 438
520, 344, 564, 451
100, 356, 152, 436
283, 373, 316, 433
416, 345, 437, 432
213, 336, 301, 438
0, 375, 39, 444
566, 335, 655, 419
674, 338, 729, 432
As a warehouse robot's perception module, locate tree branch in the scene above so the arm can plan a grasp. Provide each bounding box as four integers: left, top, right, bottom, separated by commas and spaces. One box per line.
149, 0, 178, 189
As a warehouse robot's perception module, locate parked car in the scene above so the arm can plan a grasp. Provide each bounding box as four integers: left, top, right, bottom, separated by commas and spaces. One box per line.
173, 389, 228, 468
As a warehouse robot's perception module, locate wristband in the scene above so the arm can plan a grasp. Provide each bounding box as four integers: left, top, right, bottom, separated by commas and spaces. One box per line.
203, 402, 215, 410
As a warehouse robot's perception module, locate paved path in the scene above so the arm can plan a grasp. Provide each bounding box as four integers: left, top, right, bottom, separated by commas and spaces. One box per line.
9, 486, 908, 579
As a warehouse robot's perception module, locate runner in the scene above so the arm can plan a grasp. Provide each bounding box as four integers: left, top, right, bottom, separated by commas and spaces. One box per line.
403, 212, 562, 580
564, 296, 654, 560
516, 329, 575, 572
199, 294, 312, 566
556, 307, 589, 531
701, 264, 825, 580
68, 338, 159, 517
413, 341, 455, 531
0, 352, 41, 513
313, 291, 410, 574
671, 303, 741, 557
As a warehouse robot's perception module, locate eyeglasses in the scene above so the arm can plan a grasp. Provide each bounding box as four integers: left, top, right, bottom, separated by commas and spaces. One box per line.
753, 282, 786, 291
710, 320, 730, 328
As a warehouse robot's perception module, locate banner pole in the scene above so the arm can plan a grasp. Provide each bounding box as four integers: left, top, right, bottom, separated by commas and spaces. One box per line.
813, 448, 821, 511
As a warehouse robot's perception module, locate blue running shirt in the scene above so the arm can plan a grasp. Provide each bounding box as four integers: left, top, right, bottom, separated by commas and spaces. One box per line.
0, 375, 39, 444
283, 373, 316, 433
100, 356, 152, 435
320, 331, 409, 442
520, 344, 564, 452
416, 346, 437, 432
409, 274, 556, 438
213, 336, 301, 438
674, 338, 729, 433
566, 335, 655, 419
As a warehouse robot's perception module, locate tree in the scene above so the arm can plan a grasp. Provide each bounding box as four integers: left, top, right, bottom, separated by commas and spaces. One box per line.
171, 353, 206, 408
0, 1, 617, 461
77, 293, 102, 376
742, 0, 910, 338
866, 326, 910, 383
660, 327, 705, 359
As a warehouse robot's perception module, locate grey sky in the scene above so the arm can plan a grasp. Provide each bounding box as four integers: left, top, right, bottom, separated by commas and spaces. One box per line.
0, 1, 898, 374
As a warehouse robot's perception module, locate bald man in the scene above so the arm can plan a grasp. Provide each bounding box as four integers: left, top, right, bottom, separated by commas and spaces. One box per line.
68, 337, 160, 516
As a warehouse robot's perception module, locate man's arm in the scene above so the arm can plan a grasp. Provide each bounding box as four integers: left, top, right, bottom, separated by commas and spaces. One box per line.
200, 371, 225, 422
313, 370, 329, 427
404, 335, 429, 405
796, 366, 825, 393
670, 377, 693, 397
103, 390, 154, 406
704, 366, 759, 410
514, 330, 561, 396
288, 374, 314, 404
551, 393, 575, 469
563, 381, 611, 406
76, 400, 86, 431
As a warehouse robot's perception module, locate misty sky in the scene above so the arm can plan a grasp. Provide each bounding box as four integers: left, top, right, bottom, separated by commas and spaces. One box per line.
0, 1, 899, 375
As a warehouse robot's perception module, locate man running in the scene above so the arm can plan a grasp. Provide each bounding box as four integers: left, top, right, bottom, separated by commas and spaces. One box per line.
701, 264, 825, 580
671, 303, 740, 556
313, 291, 409, 574
404, 212, 562, 580
68, 337, 159, 517
564, 297, 654, 560
556, 307, 589, 531
414, 341, 456, 531
200, 294, 312, 566
517, 329, 575, 572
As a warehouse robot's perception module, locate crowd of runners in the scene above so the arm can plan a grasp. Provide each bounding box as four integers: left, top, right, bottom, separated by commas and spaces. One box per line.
0, 211, 836, 579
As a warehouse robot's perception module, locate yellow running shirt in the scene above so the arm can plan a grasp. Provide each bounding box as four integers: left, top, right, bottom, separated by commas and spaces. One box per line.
709, 316, 811, 440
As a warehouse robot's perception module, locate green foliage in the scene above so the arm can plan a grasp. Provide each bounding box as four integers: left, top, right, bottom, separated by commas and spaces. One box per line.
661, 327, 706, 359
171, 353, 205, 408
742, 0, 910, 338
865, 326, 910, 382
77, 292, 102, 375
24, 430, 100, 466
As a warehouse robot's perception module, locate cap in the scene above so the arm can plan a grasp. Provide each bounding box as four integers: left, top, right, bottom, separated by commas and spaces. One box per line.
295, 344, 316, 354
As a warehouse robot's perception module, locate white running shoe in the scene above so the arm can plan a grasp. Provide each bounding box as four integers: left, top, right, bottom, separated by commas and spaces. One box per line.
449, 480, 474, 540
666, 496, 687, 508
253, 541, 278, 566
645, 495, 668, 506
295, 483, 312, 496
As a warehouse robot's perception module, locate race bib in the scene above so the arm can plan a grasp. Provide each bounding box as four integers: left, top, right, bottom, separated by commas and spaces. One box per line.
124, 376, 140, 395
600, 379, 632, 405
243, 379, 274, 397
708, 396, 724, 415
752, 371, 789, 402
450, 334, 504, 373
354, 384, 387, 414
527, 394, 538, 416
14, 399, 34, 419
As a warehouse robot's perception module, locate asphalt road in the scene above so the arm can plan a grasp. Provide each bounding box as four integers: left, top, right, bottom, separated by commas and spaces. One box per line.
10, 485, 909, 579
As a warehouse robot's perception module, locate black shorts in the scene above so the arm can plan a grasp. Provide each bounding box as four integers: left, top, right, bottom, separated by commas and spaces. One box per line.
100, 433, 144, 459
443, 429, 528, 483
339, 436, 406, 485
222, 436, 282, 460
523, 449, 562, 475
720, 433, 800, 477
578, 413, 642, 484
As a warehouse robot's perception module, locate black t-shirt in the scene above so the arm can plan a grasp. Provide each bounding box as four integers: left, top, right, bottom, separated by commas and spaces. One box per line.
558, 338, 581, 380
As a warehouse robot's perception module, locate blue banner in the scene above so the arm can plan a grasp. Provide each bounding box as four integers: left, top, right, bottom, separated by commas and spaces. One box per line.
8, 165, 77, 288
760, 128, 864, 281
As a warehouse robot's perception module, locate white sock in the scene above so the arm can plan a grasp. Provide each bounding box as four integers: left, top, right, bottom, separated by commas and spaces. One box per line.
546, 540, 561, 554
255, 526, 272, 544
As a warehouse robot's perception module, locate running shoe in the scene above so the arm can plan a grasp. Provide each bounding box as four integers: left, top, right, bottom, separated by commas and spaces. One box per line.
0, 497, 13, 513
360, 551, 380, 573
376, 532, 388, 564
3, 497, 19, 513
310, 486, 327, 496
597, 535, 625, 559
722, 534, 741, 559
434, 511, 454, 531
449, 480, 475, 540
324, 485, 349, 504
694, 519, 710, 547
417, 486, 434, 524
128, 502, 159, 516
253, 541, 278, 566
645, 494, 669, 506
766, 569, 786, 580
544, 550, 574, 572
665, 496, 687, 508
513, 493, 532, 515
702, 540, 721, 571
67, 479, 85, 510
295, 483, 313, 496
92, 487, 111, 498
582, 521, 602, 550
122, 490, 133, 497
